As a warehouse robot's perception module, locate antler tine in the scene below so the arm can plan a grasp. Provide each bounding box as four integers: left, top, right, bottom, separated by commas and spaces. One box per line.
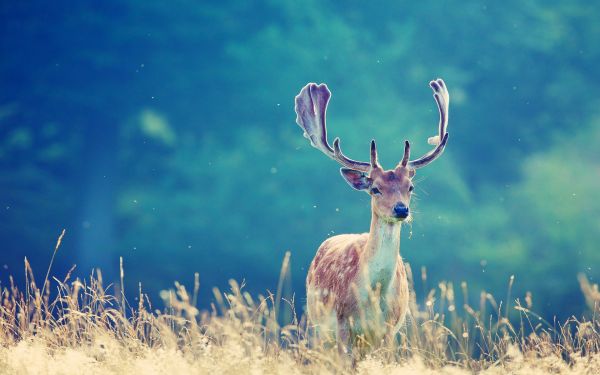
295, 83, 371, 172
400, 140, 410, 167
332, 138, 372, 172
408, 78, 450, 169
369, 140, 380, 169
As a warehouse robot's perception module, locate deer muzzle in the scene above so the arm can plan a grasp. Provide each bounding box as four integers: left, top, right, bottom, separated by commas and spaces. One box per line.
393, 203, 409, 219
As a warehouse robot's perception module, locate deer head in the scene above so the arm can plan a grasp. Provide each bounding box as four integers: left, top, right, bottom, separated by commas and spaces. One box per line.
294, 79, 449, 222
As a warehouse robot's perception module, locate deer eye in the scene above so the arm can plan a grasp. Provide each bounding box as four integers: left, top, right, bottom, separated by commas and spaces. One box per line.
370, 187, 382, 196
408, 185, 414, 193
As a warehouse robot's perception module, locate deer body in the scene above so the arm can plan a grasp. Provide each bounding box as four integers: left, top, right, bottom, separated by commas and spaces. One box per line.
306, 211, 409, 343
294, 79, 450, 354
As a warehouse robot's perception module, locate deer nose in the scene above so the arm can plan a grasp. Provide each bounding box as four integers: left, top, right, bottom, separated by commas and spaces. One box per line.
393, 203, 409, 218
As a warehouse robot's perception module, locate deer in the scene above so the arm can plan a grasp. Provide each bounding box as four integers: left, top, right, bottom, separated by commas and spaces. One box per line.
295, 78, 450, 356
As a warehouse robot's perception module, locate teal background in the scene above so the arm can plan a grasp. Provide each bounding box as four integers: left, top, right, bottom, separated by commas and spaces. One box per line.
1, 0, 599, 319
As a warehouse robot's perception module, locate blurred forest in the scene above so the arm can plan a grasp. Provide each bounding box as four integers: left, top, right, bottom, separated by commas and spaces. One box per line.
0, 0, 599, 319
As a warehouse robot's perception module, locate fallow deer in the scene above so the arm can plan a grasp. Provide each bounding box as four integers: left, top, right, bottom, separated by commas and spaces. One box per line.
295, 79, 450, 355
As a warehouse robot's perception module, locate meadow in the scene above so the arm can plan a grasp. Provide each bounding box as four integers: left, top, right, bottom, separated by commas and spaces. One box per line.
2, 235, 600, 375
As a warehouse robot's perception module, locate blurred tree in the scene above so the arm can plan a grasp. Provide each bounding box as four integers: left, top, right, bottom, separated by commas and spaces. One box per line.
0, 0, 598, 318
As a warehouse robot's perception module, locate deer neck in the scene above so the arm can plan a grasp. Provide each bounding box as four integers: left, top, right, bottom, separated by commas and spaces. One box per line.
362, 209, 401, 289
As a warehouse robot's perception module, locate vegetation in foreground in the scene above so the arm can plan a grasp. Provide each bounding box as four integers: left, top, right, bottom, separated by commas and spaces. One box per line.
2, 240, 600, 374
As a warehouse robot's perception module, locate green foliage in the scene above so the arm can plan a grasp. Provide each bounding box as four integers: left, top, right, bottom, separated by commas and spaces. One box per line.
0, 0, 599, 317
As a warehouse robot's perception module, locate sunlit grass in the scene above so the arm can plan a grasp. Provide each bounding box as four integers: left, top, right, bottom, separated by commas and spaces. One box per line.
1, 235, 600, 374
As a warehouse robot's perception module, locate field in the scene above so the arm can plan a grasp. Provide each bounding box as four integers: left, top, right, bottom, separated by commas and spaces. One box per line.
2, 241, 600, 374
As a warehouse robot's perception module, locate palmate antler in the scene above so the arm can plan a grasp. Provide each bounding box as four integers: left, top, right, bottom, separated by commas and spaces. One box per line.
294, 79, 449, 171
294, 83, 376, 172
407, 78, 450, 169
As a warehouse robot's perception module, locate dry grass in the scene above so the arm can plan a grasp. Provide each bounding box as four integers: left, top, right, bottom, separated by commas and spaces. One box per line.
2, 238, 600, 374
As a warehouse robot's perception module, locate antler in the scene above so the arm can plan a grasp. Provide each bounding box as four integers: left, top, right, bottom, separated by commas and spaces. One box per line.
295, 83, 377, 172
295, 79, 449, 172
406, 78, 450, 169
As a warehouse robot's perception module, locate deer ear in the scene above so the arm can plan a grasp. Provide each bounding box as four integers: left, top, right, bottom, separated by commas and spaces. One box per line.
340, 168, 372, 191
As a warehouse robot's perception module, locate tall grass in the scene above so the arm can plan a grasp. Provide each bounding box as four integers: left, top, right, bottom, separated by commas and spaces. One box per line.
1, 236, 600, 374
